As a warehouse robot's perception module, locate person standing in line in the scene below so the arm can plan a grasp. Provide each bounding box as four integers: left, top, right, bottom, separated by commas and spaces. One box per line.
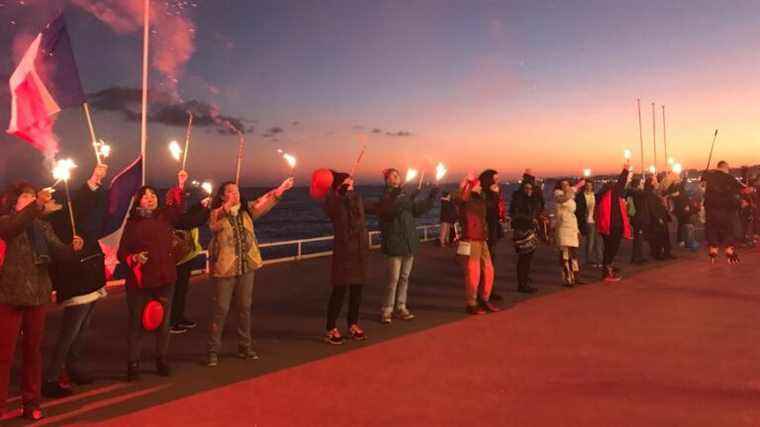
321, 171, 369, 344
438, 191, 459, 247
165, 170, 203, 334
509, 180, 541, 293
626, 175, 650, 264
117, 186, 210, 381
644, 176, 676, 260
43, 164, 110, 398
205, 178, 294, 367
478, 169, 505, 301
594, 160, 632, 282
701, 161, 752, 263
374, 168, 438, 325
455, 174, 500, 315
575, 180, 602, 268
554, 179, 585, 286
0, 184, 83, 421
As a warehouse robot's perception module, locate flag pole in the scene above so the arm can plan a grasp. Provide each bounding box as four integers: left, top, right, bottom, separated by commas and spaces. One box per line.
182, 111, 193, 170
140, 0, 150, 185
651, 102, 657, 172
636, 99, 644, 174
82, 102, 101, 164
662, 105, 668, 167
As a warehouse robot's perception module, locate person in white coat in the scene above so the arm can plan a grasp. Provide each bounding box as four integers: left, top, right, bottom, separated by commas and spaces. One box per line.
554, 179, 585, 286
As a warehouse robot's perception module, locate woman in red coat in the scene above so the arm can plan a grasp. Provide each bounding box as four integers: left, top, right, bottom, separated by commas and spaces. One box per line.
117, 186, 208, 381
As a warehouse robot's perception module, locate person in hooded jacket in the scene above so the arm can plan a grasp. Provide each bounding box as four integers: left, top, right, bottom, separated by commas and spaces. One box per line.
322, 171, 369, 344
626, 175, 651, 264
554, 178, 585, 286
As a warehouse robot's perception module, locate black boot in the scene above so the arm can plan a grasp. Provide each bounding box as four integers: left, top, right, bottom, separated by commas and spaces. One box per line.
156, 358, 172, 377
127, 361, 140, 382
517, 283, 537, 293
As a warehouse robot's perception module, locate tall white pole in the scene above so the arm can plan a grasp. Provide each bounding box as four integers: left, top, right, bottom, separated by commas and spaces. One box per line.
637, 99, 644, 173
140, 0, 150, 185
662, 105, 668, 166
651, 102, 657, 172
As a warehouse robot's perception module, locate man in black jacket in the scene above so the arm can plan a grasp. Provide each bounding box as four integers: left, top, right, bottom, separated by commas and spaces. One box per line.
44, 164, 109, 397
702, 161, 751, 263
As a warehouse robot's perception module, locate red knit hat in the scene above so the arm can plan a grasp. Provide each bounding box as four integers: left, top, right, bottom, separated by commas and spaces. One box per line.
310, 168, 334, 200
142, 300, 165, 331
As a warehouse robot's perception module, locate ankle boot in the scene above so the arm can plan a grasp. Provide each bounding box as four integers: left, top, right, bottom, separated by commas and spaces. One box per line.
156, 358, 172, 377
127, 361, 140, 382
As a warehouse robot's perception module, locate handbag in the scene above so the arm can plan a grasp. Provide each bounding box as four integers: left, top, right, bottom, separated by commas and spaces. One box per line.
171, 229, 195, 265
456, 241, 471, 256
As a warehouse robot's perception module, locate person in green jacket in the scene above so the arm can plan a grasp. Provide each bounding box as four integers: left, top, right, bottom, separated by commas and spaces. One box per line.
375, 168, 438, 324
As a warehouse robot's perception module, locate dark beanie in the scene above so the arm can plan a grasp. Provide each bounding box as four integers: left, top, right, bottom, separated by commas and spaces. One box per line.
479, 169, 498, 189
331, 170, 350, 190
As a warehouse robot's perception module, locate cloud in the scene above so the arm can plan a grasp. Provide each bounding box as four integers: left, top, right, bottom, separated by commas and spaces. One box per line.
71, 0, 197, 93
385, 130, 412, 137
262, 126, 284, 138
371, 128, 382, 134
87, 87, 251, 134
291, 121, 301, 127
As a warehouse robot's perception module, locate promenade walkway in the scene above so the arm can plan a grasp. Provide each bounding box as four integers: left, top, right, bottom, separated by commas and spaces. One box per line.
4, 237, 760, 426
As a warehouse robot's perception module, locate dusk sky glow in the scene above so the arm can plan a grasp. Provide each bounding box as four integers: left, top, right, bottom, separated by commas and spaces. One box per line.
2, 0, 760, 186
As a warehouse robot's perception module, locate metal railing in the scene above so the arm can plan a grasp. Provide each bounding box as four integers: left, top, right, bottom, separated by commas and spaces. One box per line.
193, 223, 443, 274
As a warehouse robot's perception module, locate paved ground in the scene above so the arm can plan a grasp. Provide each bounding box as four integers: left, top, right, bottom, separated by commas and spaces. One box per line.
6, 233, 758, 426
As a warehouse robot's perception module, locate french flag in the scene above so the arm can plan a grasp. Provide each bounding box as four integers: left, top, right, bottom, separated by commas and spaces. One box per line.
99, 156, 143, 280
6, 14, 85, 155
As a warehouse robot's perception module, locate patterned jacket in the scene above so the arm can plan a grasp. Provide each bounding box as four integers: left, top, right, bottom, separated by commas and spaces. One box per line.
208, 190, 280, 278
0, 204, 75, 306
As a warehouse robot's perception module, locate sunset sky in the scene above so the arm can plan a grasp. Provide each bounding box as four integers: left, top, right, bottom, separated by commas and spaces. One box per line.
1, 0, 760, 186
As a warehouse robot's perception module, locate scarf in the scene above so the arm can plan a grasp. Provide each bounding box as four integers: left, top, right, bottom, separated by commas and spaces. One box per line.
26, 220, 51, 265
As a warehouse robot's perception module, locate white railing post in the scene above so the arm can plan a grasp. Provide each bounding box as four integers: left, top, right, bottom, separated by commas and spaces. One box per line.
297, 241, 302, 260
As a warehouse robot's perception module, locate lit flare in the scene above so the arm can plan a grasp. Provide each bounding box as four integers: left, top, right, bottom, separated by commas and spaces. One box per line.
405, 168, 418, 183
169, 140, 182, 161
435, 163, 447, 181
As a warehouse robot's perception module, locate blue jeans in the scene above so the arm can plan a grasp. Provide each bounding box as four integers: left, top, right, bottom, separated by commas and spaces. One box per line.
382, 256, 414, 315
45, 301, 97, 382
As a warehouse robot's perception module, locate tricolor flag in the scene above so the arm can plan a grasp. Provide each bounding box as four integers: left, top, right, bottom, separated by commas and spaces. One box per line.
99, 156, 143, 280
6, 14, 85, 155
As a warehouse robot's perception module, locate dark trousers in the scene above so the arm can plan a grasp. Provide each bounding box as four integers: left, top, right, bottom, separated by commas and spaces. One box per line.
648, 223, 672, 258
0, 304, 46, 412
326, 284, 363, 330
487, 239, 498, 295
171, 262, 193, 325
516, 252, 534, 287
706, 208, 736, 247
45, 301, 97, 383
126, 284, 174, 363
602, 227, 623, 267
631, 224, 646, 262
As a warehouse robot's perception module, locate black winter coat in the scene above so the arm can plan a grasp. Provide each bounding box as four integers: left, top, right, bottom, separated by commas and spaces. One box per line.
49, 183, 109, 303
